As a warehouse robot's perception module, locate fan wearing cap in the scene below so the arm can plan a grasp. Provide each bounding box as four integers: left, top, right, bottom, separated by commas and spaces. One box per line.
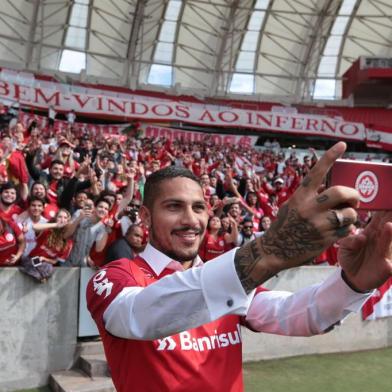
40, 139, 79, 179
273, 177, 289, 206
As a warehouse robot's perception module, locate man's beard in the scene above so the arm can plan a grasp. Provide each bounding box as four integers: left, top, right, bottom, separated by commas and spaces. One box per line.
149, 227, 202, 264
1, 198, 14, 207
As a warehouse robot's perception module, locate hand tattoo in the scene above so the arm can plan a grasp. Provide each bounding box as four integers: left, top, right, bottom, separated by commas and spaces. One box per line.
234, 205, 324, 293
262, 205, 324, 260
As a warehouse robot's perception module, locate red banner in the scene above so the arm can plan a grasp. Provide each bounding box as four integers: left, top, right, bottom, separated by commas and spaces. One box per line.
1, 68, 392, 151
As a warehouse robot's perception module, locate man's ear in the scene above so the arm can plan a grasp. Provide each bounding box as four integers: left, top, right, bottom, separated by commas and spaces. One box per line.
139, 205, 151, 228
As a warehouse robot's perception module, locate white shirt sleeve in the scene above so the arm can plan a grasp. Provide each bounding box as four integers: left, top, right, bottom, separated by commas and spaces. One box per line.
245, 268, 372, 336
103, 250, 371, 341
103, 249, 254, 340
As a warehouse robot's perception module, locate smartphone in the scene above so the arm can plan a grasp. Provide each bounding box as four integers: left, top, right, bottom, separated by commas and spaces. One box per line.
31, 256, 42, 267
328, 159, 392, 210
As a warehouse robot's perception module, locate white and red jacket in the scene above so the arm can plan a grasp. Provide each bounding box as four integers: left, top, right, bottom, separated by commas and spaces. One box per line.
86, 244, 371, 392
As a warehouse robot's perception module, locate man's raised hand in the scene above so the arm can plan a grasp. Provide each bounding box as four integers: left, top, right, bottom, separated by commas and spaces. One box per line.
234, 142, 362, 293
338, 211, 392, 292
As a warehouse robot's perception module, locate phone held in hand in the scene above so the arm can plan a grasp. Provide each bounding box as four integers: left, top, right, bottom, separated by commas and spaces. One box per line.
31, 256, 42, 267
328, 159, 392, 210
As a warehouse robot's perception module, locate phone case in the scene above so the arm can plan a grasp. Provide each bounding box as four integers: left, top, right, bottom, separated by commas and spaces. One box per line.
328, 159, 392, 210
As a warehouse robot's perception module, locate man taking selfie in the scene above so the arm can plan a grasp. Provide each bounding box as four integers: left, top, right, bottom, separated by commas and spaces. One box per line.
87, 142, 392, 392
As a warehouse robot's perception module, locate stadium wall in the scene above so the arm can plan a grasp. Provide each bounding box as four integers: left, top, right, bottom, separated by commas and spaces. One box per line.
1, 267, 391, 390
0, 268, 79, 391
243, 266, 392, 361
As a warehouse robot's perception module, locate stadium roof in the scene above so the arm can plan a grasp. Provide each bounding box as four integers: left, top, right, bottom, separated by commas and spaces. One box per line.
0, 0, 391, 103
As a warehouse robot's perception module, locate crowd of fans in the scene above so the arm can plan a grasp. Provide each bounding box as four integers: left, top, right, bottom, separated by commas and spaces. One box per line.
0, 114, 383, 282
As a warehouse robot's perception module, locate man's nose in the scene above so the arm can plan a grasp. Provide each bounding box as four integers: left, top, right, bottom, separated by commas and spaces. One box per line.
181, 206, 199, 226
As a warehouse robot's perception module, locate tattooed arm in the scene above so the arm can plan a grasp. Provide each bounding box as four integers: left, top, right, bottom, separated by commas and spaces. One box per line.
234, 142, 361, 294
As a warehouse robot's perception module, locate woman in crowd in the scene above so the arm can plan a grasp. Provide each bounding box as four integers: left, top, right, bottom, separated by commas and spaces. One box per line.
19, 209, 72, 282
242, 191, 264, 230
198, 215, 238, 262
42, 139, 79, 178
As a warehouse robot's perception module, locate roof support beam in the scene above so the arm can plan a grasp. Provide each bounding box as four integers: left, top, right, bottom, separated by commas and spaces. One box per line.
335, 0, 361, 76
122, 0, 147, 87
25, 0, 40, 69
253, 0, 275, 89
211, 0, 240, 96
296, 0, 337, 100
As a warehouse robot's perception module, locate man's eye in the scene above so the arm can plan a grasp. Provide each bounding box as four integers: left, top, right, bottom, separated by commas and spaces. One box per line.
194, 205, 206, 212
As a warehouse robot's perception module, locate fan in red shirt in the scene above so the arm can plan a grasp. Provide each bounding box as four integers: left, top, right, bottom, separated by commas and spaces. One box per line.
29, 182, 59, 220
0, 182, 24, 222
41, 139, 80, 179
20, 209, 72, 282
28, 209, 73, 263
198, 216, 238, 262
0, 216, 25, 266
0, 135, 29, 200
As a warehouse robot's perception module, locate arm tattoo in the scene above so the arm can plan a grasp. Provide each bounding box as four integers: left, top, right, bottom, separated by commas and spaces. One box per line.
234, 240, 273, 294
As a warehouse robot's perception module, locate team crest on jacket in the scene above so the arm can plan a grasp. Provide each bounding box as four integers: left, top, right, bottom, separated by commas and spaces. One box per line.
93, 270, 113, 298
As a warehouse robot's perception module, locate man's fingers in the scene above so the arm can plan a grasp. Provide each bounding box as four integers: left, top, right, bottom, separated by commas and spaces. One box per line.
338, 232, 366, 251
298, 142, 346, 193
364, 211, 392, 234
315, 186, 360, 210
327, 207, 358, 229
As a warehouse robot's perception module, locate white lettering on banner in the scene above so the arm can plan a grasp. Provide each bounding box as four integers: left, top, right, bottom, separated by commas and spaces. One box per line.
93, 270, 113, 298
0, 78, 368, 141
156, 324, 242, 352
